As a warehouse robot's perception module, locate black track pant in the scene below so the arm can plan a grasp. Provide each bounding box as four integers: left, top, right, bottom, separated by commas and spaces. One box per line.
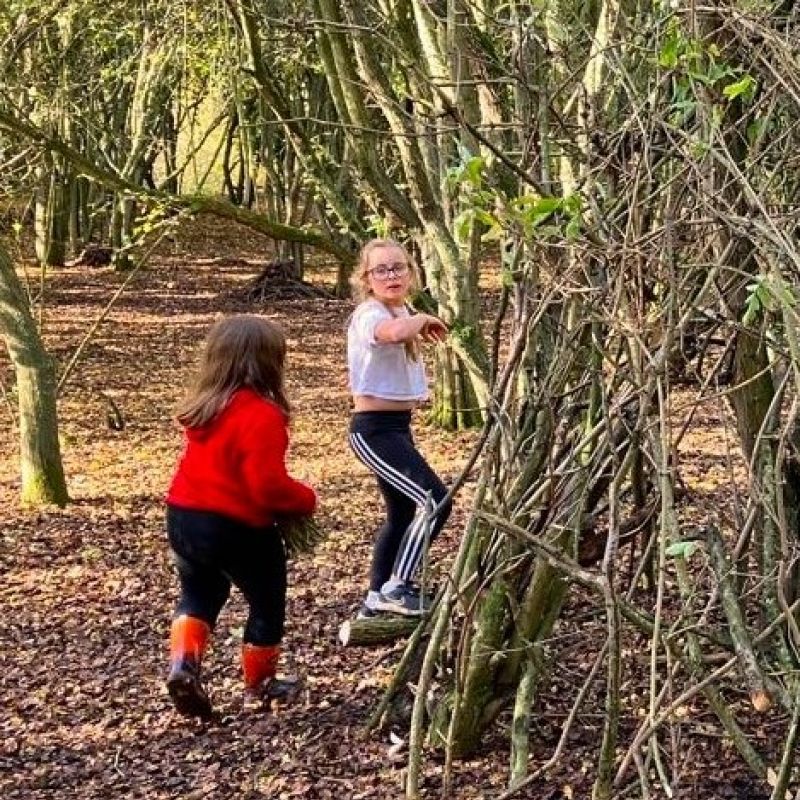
166, 505, 286, 646
349, 411, 452, 592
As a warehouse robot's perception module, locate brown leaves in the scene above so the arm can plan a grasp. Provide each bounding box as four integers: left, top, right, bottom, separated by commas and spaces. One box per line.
0, 221, 472, 799
0, 218, 773, 799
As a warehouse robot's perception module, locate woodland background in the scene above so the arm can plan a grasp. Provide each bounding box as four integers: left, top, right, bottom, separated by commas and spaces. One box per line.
1, 1, 799, 798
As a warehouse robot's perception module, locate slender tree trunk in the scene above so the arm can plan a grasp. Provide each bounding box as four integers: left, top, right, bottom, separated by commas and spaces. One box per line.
34, 155, 67, 267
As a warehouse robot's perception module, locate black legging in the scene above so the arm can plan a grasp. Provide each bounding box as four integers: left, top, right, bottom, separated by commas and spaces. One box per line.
349, 410, 452, 591
166, 505, 286, 646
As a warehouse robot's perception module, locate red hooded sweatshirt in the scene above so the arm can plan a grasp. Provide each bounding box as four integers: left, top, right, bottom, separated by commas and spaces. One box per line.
166, 388, 317, 528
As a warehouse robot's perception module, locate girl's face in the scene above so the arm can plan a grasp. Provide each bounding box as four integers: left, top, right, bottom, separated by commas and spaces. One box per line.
365, 245, 412, 306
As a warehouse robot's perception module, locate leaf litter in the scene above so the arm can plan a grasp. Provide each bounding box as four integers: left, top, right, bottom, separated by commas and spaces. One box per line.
0, 216, 779, 799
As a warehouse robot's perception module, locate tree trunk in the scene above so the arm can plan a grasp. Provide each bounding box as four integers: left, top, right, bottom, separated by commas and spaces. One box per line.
34, 156, 67, 268
0, 242, 68, 507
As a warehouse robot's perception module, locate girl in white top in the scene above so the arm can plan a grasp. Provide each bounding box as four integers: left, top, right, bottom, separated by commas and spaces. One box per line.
347, 239, 452, 617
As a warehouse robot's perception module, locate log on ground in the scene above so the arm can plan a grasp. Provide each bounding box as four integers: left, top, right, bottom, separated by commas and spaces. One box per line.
338, 615, 420, 647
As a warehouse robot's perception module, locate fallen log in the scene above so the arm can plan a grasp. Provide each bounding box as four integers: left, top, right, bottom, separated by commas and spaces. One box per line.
338, 614, 419, 647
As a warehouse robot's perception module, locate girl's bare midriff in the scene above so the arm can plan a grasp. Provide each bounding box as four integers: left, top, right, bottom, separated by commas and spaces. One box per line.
352, 395, 418, 412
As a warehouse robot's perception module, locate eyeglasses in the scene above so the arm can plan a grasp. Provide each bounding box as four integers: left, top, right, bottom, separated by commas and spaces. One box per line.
368, 262, 409, 280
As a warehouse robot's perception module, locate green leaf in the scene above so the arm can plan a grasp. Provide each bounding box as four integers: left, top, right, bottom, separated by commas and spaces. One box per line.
481, 222, 505, 243
565, 217, 582, 240
707, 62, 734, 84
723, 75, 756, 101
742, 294, 761, 326
454, 210, 474, 244
530, 197, 561, 215
665, 540, 702, 559
500, 268, 516, 288
659, 32, 680, 68
743, 278, 766, 325
463, 155, 486, 187
755, 282, 772, 308
746, 118, 767, 144
473, 209, 498, 227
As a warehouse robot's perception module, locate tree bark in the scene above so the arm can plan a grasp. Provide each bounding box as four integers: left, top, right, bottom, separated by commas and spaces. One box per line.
0, 241, 68, 507
34, 156, 67, 268
338, 615, 420, 647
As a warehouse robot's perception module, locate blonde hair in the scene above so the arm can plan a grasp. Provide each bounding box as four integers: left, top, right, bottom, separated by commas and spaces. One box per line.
351, 239, 420, 361
176, 315, 289, 427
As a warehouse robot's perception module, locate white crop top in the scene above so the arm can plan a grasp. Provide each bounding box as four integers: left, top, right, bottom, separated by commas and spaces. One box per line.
347, 299, 429, 401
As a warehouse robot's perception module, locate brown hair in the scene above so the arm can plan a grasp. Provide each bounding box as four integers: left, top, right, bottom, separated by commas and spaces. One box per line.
351, 239, 420, 362
176, 314, 289, 427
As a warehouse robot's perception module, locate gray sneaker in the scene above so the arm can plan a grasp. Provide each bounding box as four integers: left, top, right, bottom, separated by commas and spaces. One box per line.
404, 583, 434, 604
373, 582, 431, 616
356, 603, 379, 620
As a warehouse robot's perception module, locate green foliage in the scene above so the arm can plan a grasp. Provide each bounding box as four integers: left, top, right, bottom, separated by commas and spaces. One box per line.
506, 193, 584, 242
665, 540, 703, 560
449, 163, 586, 248
448, 320, 478, 346
365, 213, 393, 239
723, 75, 757, 102
447, 147, 499, 244
454, 208, 499, 245
746, 116, 770, 144
446, 150, 487, 191
131, 203, 181, 240
743, 274, 797, 326
660, 17, 758, 130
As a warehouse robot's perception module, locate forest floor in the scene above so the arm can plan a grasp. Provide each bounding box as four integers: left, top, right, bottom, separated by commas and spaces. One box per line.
0, 216, 783, 799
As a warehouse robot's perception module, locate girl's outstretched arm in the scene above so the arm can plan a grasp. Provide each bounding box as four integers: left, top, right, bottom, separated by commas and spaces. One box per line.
374, 313, 447, 344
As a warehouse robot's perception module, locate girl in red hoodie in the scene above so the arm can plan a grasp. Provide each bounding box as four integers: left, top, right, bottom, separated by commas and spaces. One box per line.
165, 314, 317, 719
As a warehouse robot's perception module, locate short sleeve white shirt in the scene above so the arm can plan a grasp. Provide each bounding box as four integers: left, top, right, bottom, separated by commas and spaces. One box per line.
347, 299, 428, 401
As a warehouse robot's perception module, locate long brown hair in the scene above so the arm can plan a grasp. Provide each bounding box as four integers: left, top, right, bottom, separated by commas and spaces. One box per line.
176, 315, 289, 427
351, 239, 420, 362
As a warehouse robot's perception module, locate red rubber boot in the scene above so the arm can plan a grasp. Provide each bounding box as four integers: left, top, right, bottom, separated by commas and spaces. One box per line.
166, 615, 212, 719
242, 644, 301, 708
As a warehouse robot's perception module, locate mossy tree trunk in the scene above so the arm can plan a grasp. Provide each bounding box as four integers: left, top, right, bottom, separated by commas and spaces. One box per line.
0, 241, 68, 507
